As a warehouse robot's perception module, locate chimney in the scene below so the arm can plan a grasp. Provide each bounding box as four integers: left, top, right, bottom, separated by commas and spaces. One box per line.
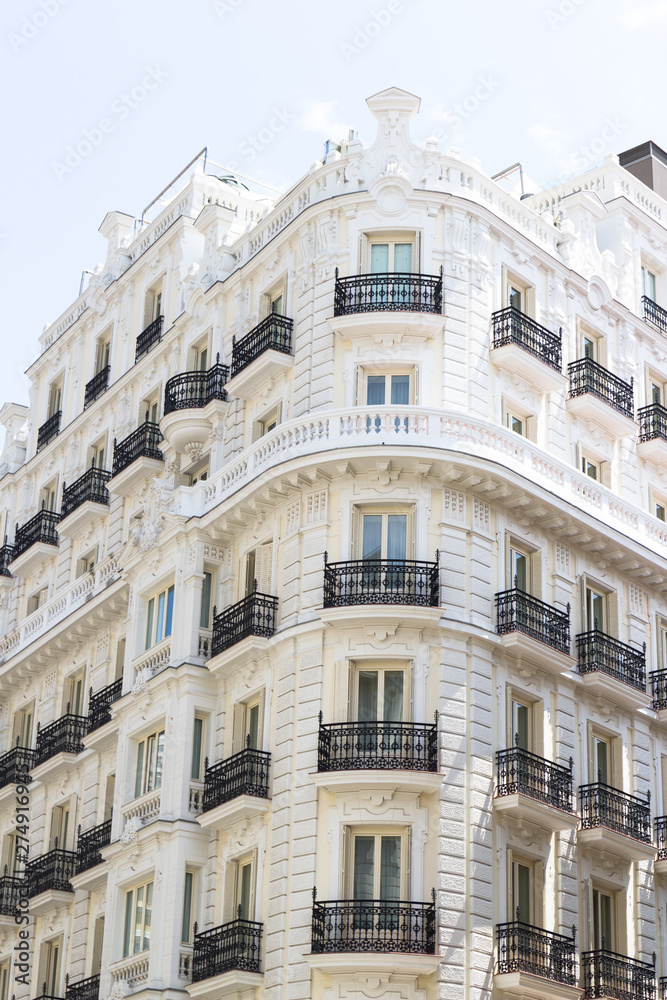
619, 141, 667, 199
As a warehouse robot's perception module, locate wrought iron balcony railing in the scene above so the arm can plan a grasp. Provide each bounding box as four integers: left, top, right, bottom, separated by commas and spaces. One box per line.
61, 467, 111, 518
650, 670, 667, 711
0, 741, 36, 789
333, 268, 443, 316
311, 889, 436, 954
112, 417, 163, 477
638, 402, 667, 443
323, 554, 440, 608
202, 740, 271, 812
37, 410, 62, 451
231, 315, 293, 378
661, 975, 667, 1000
26, 844, 77, 897
568, 357, 634, 419
317, 714, 438, 773
0, 871, 25, 915
65, 974, 100, 1000
35, 711, 87, 766
580, 781, 652, 843
192, 911, 263, 981
210, 588, 278, 656
164, 356, 229, 413
656, 816, 667, 860
582, 947, 655, 1000
496, 920, 577, 985
642, 294, 667, 336
13, 506, 60, 560
76, 819, 112, 874
495, 586, 570, 654
0, 540, 13, 576
135, 315, 163, 362
87, 678, 123, 732
84, 366, 110, 408
576, 627, 646, 691
491, 307, 562, 372
496, 742, 574, 812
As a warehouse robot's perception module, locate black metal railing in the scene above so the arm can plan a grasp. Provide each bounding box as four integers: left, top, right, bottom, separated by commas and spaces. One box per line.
333, 268, 443, 316
111, 417, 163, 477
492, 307, 562, 372
638, 402, 667, 444
323, 553, 439, 608
65, 974, 100, 1000
135, 315, 163, 362
495, 586, 570, 654
26, 844, 77, 896
210, 588, 278, 656
580, 781, 652, 844
661, 975, 667, 1000
31, 990, 63, 1000
311, 889, 436, 954
87, 678, 123, 732
84, 366, 110, 408
0, 540, 14, 576
317, 714, 438, 773
582, 947, 655, 1000
76, 819, 112, 874
0, 870, 25, 915
164, 356, 229, 413
37, 411, 62, 451
231, 314, 293, 378
192, 911, 263, 981
496, 920, 577, 985
650, 670, 667, 711
0, 740, 36, 789
61, 467, 111, 518
642, 295, 667, 336
576, 627, 646, 692
35, 710, 87, 766
496, 742, 573, 812
655, 816, 667, 860
568, 357, 634, 420
202, 739, 271, 812
13, 506, 60, 559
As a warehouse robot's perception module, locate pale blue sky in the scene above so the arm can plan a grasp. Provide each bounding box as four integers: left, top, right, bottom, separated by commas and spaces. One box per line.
0, 0, 664, 410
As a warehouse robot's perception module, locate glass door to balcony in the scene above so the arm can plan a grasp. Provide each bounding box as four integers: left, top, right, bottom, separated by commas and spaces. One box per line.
361, 513, 407, 596
357, 670, 405, 724
366, 374, 411, 432
592, 888, 613, 950
586, 587, 605, 632
594, 737, 609, 785
351, 832, 404, 932
371, 241, 413, 309
510, 859, 531, 924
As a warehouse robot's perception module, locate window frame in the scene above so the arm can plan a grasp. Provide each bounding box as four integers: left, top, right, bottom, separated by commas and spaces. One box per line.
352, 504, 415, 561
641, 264, 657, 303
357, 366, 417, 407
352, 661, 411, 723
363, 231, 418, 274
345, 825, 410, 900
122, 878, 154, 958
144, 584, 175, 650
134, 728, 165, 798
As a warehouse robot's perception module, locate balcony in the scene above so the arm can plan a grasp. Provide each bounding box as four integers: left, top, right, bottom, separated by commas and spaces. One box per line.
0, 873, 24, 919
566, 357, 635, 436
661, 977, 667, 1000
495, 587, 572, 670
198, 742, 271, 830
65, 975, 100, 1000
655, 816, 667, 876
637, 402, 667, 466
59, 467, 112, 537
37, 410, 62, 451
0, 742, 35, 790
576, 629, 648, 707
188, 916, 262, 1000
84, 366, 110, 408
642, 294, 667, 335
494, 744, 577, 832
76, 819, 112, 874
226, 315, 294, 399
582, 949, 655, 1000
35, 712, 87, 769
308, 891, 438, 976
330, 268, 444, 342
495, 921, 578, 997
10, 507, 60, 578
0, 541, 13, 578
321, 555, 440, 627
491, 308, 566, 393
26, 846, 77, 909
210, 590, 277, 660
109, 418, 163, 496
135, 315, 163, 362
87, 678, 123, 733
578, 781, 653, 860
650, 669, 667, 715
161, 359, 229, 457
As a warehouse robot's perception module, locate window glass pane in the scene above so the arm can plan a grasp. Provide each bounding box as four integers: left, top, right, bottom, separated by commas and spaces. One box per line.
507, 413, 523, 435
393, 244, 412, 273
383, 671, 404, 722
509, 286, 522, 311
516, 863, 531, 923
145, 599, 155, 650
380, 836, 401, 901
596, 740, 608, 784
387, 515, 407, 561
165, 586, 174, 637
583, 337, 595, 359
362, 516, 382, 561
146, 735, 156, 792
134, 885, 144, 954
353, 837, 375, 899
182, 872, 193, 942
192, 718, 203, 780
512, 551, 527, 591
366, 376, 385, 406
370, 244, 389, 273
135, 742, 145, 798
239, 863, 252, 919
154, 732, 165, 789
200, 573, 212, 628
143, 882, 153, 951
512, 701, 529, 750
271, 295, 283, 316
358, 671, 378, 722
156, 592, 166, 643
390, 375, 410, 406
247, 705, 259, 750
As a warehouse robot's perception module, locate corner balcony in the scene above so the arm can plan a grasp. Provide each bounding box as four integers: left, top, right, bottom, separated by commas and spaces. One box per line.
495, 921, 579, 999
582, 948, 655, 1000
188, 915, 262, 1000
226, 315, 294, 399
135, 315, 163, 362
320, 554, 441, 628
576, 629, 648, 708
9, 507, 59, 576
36, 410, 61, 451
0, 541, 13, 579
0, 742, 35, 790
26, 845, 77, 913
34, 712, 87, 776
495, 587, 572, 672
84, 365, 110, 408
308, 891, 439, 976
650, 670, 667, 720
578, 782, 654, 861
655, 816, 667, 876
313, 715, 441, 795
58, 467, 112, 537
161, 358, 229, 458
566, 357, 635, 437
208, 590, 278, 667
71, 819, 112, 892
65, 975, 100, 1000
642, 294, 667, 335
198, 742, 271, 831
108, 418, 163, 496
494, 744, 577, 832
637, 402, 667, 466
331, 269, 444, 343
0, 873, 25, 924
491, 308, 566, 393
87, 678, 123, 733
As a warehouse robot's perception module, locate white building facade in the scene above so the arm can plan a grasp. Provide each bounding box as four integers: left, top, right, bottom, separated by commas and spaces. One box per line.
2, 87, 667, 1000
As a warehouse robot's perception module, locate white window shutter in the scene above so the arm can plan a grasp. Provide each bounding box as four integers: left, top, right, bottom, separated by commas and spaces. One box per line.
341, 826, 349, 896
506, 848, 514, 921
533, 699, 545, 758
255, 542, 273, 595
232, 703, 246, 755
249, 847, 259, 920
223, 860, 238, 923
256, 693, 266, 751
533, 860, 544, 928
612, 737, 623, 792
615, 890, 628, 955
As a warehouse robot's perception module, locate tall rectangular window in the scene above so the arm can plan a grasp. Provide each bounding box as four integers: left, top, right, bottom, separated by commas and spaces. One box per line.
200, 572, 213, 628
123, 880, 154, 957
135, 730, 165, 797
182, 871, 194, 943
191, 717, 204, 780
642, 265, 657, 302
145, 585, 174, 650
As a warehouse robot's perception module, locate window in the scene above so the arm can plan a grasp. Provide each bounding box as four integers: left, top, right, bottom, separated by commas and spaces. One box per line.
64, 670, 85, 716
583, 335, 597, 360
506, 411, 524, 436
659, 619, 667, 669
91, 916, 105, 976
123, 880, 154, 957
244, 542, 273, 597
26, 586, 48, 616
12, 704, 34, 749
143, 282, 163, 328
593, 736, 610, 784
115, 638, 126, 681
145, 585, 174, 650
232, 696, 264, 753
224, 851, 258, 922
187, 462, 209, 486
191, 716, 205, 780
95, 336, 111, 374
509, 695, 530, 751
369, 239, 414, 274
182, 871, 195, 943
356, 508, 413, 562
655, 500, 666, 522
41, 940, 62, 998
588, 726, 622, 787
354, 663, 408, 722
191, 341, 209, 372
581, 455, 600, 481
642, 265, 657, 302
200, 571, 213, 628
134, 729, 165, 797
506, 689, 544, 756
503, 273, 532, 314
271, 291, 283, 316
2, 832, 23, 877
50, 802, 72, 851
47, 381, 62, 418
253, 405, 280, 441
346, 828, 408, 901
362, 371, 414, 407
142, 395, 160, 425
649, 377, 665, 405
508, 285, 523, 311
77, 547, 98, 578
0, 959, 9, 1000
89, 438, 107, 470
509, 544, 529, 591
585, 585, 606, 631
506, 854, 544, 926
40, 481, 58, 511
